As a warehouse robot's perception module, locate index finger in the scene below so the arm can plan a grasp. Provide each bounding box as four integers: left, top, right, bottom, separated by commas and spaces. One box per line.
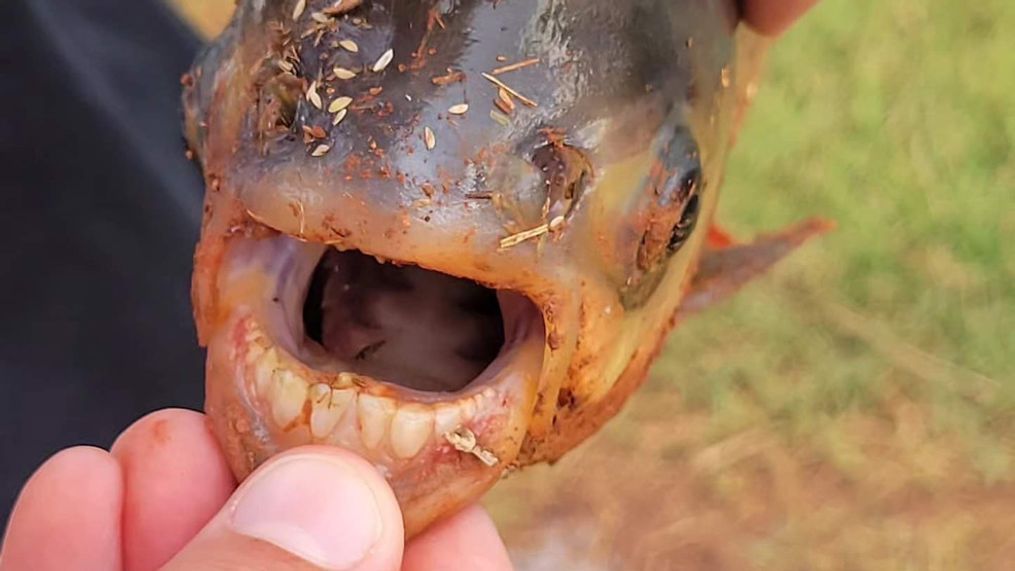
402, 505, 514, 571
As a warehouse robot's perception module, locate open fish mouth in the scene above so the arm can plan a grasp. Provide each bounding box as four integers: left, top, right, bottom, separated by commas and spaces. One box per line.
206, 227, 546, 521
303, 248, 540, 397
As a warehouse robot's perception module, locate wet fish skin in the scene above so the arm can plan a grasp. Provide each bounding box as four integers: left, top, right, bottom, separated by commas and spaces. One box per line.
183, 0, 821, 535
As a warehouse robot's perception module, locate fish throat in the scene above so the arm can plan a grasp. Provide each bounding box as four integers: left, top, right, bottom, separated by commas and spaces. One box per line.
302, 249, 511, 393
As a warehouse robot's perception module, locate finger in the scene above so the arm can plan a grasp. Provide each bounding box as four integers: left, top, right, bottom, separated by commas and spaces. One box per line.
742, 0, 819, 36
110, 408, 236, 571
402, 505, 513, 571
0, 447, 122, 571
163, 446, 404, 571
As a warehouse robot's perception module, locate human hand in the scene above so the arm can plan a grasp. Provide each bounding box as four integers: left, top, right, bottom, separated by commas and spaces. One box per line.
743, 0, 820, 36
0, 409, 513, 571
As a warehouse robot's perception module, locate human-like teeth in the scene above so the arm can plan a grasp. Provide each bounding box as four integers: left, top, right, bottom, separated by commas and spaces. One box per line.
244, 339, 265, 366
242, 318, 494, 456
459, 395, 478, 421
270, 370, 308, 427
358, 394, 397, 449
433, 404, 463, 438
254, 347, 278, 396
309, 383, 355, 439
391, 405, 434, 459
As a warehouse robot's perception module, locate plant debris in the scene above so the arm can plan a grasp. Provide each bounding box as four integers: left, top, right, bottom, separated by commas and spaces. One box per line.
481, 73, 537, 107
306, 80, 323, 109
423, 126, 436, 150
333, 66, 357, 80
494, 87, 515, 115
328, 96, 353, 113
292, 0, 307, 21
444, 427, 499, 467
372, 48, 394, 73
302, 124, 327, 142
491, 57, 540, 75
431, 69, 465, 86
322, 0, 362, 16
499, 223, 551, 249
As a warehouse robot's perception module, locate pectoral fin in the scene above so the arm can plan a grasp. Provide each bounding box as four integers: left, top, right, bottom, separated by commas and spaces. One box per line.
679, 219, 834, 317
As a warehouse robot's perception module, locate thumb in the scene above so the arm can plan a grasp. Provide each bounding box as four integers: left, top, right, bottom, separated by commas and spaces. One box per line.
163, 446, 404, 571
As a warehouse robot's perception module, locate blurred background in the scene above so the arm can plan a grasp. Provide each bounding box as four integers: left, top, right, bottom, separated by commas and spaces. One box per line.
175, 1, 1014, 568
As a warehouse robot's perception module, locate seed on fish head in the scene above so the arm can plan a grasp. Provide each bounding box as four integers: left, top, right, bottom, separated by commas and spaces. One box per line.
306, 81, 323, 109
372, 49, 394, 73
448, 103, 469, 115
311, 11, 332, 25
423, 126, 436, 150
339, 39, 359, 53
497, 88, 515, 110
333, 66, 357, 80
328, 96, 353, 113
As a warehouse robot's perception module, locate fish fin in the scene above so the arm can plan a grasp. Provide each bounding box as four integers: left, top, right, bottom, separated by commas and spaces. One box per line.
707, 224, 738, 248
678, 218, 834, 318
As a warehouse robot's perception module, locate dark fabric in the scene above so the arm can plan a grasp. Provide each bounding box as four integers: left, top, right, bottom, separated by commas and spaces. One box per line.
0, 0, 205, 522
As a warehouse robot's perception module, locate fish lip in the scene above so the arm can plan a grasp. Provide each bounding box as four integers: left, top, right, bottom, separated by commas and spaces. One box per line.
219, 229, 547, 402
206, 227, 549, 490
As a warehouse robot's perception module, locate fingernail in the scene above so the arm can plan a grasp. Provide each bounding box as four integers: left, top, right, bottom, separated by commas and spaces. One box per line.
229, 454, 383, 570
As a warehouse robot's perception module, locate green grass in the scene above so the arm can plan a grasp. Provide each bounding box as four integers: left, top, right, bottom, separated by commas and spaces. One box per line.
662, 0, 1014, 473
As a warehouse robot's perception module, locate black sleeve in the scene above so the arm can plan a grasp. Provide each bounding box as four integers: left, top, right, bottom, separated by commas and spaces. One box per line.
0, 0, 207, 521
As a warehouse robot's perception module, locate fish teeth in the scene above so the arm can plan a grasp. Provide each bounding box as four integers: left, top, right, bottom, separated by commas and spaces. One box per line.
390, 405, 434, 459
254, 347, 279, 396
309, 382, 331, 404
357, 395, 396, 449
433, 404, 463, 438
244, 341, 265, 367
270, 370, 308, 427
241, 323, 491, 455
459, 395, 479, 421
309, 384, 355, 439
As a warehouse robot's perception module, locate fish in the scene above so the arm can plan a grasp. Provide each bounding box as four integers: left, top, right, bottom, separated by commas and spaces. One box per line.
182, 0, 829, 536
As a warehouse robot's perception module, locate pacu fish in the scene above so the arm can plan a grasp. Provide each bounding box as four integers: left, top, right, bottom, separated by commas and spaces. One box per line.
183, 0, 826, 535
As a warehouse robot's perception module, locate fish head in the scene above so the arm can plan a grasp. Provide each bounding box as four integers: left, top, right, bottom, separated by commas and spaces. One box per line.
184, 0, 760, 535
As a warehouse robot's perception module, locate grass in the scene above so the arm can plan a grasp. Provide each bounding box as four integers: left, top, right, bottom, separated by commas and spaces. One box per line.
682, 0, 1014, 477
172, 1, 1013, 568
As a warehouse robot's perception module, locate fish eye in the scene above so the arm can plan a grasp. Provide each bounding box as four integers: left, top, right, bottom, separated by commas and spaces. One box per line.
667, 171, 701, 254
616, 127, 704, 309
